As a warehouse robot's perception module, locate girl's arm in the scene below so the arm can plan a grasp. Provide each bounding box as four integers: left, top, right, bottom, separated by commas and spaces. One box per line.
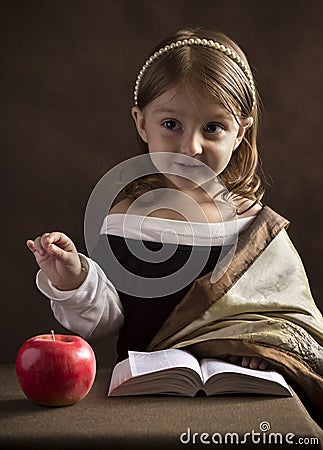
36, 254, 124, 338
27, 232, 124, 338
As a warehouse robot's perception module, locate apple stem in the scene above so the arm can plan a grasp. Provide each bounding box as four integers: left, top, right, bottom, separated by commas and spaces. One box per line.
51, 330, 55, 341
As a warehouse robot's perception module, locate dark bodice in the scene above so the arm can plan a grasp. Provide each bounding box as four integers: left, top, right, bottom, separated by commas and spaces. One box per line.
91, 234, 225, 361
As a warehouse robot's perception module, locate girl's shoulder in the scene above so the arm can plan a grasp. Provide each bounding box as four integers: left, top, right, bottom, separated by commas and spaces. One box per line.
234, 197, 263, 218
109, 197, 133, 215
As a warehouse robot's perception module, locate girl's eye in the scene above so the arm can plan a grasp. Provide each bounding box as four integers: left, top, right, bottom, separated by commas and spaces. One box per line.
204, 123, 224, 134
162, 120, 180, 131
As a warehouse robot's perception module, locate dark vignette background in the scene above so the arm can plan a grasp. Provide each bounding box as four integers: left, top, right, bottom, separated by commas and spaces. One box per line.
1, 0, 322, 365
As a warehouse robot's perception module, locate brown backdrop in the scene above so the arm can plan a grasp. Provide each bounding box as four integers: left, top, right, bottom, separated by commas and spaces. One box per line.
1, 0, 322, 364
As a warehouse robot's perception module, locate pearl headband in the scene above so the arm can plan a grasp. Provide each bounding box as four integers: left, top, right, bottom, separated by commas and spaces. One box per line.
134, 38, 256, 108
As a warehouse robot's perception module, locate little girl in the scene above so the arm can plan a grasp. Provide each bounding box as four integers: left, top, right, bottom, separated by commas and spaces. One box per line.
27, 29, 322, 408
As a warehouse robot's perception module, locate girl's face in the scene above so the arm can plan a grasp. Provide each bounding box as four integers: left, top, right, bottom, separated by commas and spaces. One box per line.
132, 83, 251, 194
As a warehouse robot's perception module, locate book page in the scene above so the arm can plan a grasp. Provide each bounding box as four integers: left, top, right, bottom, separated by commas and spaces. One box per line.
108, 358, 132, 395
129, 349, 202, 378
201, 358, 291, 391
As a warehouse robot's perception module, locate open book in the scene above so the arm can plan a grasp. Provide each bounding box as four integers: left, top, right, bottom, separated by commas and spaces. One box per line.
108, 349, 292, 397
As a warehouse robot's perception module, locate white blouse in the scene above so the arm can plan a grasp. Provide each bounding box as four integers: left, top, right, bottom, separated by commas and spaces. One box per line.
100, 213, 255, 246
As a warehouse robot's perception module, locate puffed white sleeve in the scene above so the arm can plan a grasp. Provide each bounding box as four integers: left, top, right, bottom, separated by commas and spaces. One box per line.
36, 253, 124, 339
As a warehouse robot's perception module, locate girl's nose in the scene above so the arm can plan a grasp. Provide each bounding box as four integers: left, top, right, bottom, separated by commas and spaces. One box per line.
179, 132, 203, 156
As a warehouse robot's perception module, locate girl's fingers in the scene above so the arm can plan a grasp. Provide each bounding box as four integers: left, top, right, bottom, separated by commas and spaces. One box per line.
259, 359, 271, 370
46, 242, 68, 260
26, 239, 36, 252
41, 232, 75, 253
27, 232, 77, 265
33, 236, 47, 256
40, 232, 55, 250
242, 356, 270, 370
249, 356, 262, 369
227, 355, 271, 371
241, 356, 251, 368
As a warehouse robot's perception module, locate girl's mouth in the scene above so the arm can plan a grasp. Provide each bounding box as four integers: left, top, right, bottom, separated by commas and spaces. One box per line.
174, 160, 203, 167
173, 161, 204, 172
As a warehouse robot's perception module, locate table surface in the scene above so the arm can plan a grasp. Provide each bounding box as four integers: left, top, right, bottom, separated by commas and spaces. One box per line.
0, 364, 322, 449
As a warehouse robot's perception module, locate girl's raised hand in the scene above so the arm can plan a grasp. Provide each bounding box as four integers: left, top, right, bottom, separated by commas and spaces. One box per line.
26, 232, 87, 291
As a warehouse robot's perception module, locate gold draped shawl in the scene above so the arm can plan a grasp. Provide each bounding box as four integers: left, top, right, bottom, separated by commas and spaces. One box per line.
146, 206, 323, 411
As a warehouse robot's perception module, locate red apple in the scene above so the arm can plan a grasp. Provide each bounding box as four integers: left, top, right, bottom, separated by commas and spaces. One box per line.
16, 332, 96, 406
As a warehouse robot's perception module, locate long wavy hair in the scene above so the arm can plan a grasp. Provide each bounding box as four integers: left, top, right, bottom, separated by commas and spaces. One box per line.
123, 28, 266, 213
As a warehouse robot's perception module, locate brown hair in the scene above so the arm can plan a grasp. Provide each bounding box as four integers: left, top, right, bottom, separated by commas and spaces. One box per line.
125, 28, 266, 213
